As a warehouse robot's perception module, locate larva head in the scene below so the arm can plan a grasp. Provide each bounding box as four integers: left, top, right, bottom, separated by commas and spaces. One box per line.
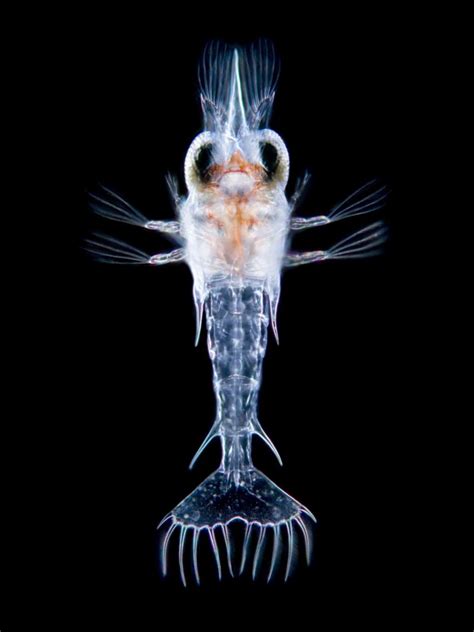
184, 128, 289, 198
180, 41, 291, 288
185, 41, 289, 201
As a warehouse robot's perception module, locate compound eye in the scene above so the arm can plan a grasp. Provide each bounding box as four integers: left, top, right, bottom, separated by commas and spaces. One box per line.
259, 141, 280, 179
195, 144, 214, 182
184, 131, 215, 189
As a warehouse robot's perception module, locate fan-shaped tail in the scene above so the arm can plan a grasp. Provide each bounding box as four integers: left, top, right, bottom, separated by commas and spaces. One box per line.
158, 467, 316, 585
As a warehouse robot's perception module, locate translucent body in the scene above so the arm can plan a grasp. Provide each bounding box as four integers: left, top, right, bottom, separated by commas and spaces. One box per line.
165, 281, 317, 584
87, 40, 388, 584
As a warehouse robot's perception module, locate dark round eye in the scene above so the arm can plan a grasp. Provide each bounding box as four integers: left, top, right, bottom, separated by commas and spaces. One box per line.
195, 144, 214, 181
260, 142, 279, 178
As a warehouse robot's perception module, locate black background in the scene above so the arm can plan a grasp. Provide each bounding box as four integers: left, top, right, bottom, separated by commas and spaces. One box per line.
3, 6, 461, 631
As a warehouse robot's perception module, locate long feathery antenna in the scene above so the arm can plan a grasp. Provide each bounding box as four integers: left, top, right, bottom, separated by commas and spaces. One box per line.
199, 39, 280, 133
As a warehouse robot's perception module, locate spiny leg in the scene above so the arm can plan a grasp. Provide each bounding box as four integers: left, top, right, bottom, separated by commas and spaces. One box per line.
89, 185, 150, 227
328, 221, 388, 258
85, 233, 152, 264
290, 179, 389, 230
285, 221, 388, 267
85, 232, 185, 266
89, 185, 181, 234
289, 172, 311, 211
327, 180, 389, 222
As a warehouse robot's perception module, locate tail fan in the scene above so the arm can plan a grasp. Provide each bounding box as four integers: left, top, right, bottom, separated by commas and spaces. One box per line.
158, 468, 315, 585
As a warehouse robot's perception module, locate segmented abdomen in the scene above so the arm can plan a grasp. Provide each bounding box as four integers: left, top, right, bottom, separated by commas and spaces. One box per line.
206, 280, 268, 441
